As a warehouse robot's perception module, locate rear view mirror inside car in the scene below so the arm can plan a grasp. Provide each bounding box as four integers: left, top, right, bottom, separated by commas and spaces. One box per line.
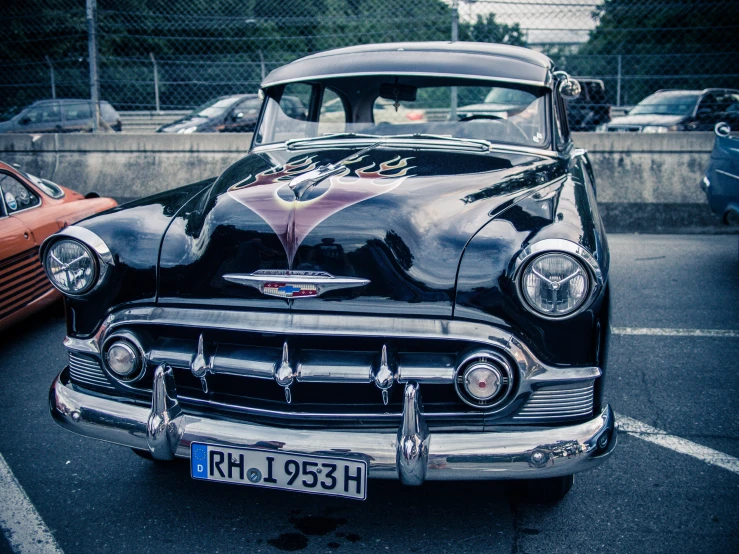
379, 83, 417, 102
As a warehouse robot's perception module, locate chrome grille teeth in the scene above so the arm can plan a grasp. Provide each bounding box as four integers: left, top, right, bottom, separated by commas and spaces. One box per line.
513, 383, 594, 421
69, 352, 114, 390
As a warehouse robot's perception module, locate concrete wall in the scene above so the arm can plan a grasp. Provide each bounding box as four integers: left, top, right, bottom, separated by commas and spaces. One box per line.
0, 132, 727, 233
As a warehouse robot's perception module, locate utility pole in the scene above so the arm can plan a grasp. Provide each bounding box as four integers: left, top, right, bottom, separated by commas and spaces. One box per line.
45, 56, 56, 99
616, 54, 622, 107
86, 0, 100, 132
150, 53, 160, 112
259, 50, 266, 81
450, 0, 459, 120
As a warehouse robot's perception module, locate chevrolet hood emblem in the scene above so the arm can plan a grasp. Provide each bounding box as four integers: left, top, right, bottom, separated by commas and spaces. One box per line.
223, 270, 370, 299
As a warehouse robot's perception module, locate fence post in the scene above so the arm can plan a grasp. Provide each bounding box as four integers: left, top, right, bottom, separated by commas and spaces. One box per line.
616, 54, 622, 107
259, 50, 266, 81
86, 0, 100, 132
45, 56, 56, 99
450, 0, 459, 120
149, 53, 160, 113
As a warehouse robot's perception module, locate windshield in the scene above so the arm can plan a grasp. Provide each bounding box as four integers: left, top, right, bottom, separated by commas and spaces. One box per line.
190, 96, 243, 118
255, 79, 549, 149
22, 171, 65, 198
630, 93, 700, 116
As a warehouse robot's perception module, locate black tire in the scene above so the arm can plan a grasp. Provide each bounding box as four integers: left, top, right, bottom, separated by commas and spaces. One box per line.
514, 475, 574, 504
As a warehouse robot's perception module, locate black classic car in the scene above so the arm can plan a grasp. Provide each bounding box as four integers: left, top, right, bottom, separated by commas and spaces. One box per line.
45, 42, 616, 503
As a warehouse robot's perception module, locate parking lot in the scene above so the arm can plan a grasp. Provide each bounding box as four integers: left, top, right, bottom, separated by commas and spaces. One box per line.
0, 233, 737, 554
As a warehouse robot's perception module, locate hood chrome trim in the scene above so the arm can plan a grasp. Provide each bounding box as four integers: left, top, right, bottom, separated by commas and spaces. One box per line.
223, 270, 370, 299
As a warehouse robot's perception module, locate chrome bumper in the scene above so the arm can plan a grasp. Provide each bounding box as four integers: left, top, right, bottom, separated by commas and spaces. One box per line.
50, 367, 617, 483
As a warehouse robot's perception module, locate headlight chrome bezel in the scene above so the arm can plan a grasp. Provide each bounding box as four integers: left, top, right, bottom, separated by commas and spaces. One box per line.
512, 239, 604, 321
41, 227, 114, 297
44, 239, 98, 295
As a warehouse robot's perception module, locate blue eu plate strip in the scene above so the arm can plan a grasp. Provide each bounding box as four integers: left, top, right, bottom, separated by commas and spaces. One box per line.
191, 443, 208, 479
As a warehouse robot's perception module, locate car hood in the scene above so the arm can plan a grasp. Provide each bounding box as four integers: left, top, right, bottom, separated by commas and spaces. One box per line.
157, 116, 211, 132
158, 144, 566, 316
608, 114, 686, 127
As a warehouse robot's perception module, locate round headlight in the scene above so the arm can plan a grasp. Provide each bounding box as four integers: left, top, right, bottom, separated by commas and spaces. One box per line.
45, 239, 97, 294
521, 253, 589, 317
107, 341, 138, 376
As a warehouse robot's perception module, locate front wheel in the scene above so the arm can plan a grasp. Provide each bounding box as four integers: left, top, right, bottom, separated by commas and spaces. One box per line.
513, 475, 574, 503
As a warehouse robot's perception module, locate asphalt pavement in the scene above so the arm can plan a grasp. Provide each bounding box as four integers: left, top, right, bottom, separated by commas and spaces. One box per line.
0, 234, 737, 554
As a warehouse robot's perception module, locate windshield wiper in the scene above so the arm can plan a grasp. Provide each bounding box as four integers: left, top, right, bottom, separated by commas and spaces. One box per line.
388, 133, 492, 151
285, 133, 383, 149
286, 132, 491, 152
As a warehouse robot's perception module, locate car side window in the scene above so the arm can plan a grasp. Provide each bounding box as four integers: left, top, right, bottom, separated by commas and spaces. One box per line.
63, 102, 92, 121
318, 89, 346, 135
0, 173, 41, 213
698, 93, 719, 115
23, 103, 61, 123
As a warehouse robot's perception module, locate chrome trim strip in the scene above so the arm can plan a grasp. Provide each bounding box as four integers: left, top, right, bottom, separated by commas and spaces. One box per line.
264, 72, 549, 89
44, 226, 114, 267
396, 353, 455, 384
64, 336, 101, 354
297, 350, 374, 383
251, 141, 560, 159
69, 306, 602, 385
716, 169, 739, 181
50, 369, 617, 480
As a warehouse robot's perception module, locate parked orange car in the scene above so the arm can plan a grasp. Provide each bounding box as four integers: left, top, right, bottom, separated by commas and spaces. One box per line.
0, 161, 116, 331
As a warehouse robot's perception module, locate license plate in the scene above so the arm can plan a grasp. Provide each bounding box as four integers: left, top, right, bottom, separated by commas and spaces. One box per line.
190, 443, 367, 500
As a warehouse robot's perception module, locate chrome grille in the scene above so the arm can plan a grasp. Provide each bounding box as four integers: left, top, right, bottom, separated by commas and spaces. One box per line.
513, 382, 594, 421
0, 247, 54, 321
69, 352, 114, 390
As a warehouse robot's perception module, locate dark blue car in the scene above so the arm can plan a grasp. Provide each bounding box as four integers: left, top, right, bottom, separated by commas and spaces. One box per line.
702, 122, 739, 227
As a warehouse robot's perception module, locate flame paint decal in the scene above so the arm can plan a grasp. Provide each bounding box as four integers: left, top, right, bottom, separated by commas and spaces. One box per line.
227, 154, 414, 266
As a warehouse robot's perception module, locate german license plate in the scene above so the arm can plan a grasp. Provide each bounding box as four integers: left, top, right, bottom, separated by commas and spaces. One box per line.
190, 443, 367, 500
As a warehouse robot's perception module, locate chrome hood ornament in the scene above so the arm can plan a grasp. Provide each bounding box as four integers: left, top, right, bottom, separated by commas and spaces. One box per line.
223, 270, 370, 299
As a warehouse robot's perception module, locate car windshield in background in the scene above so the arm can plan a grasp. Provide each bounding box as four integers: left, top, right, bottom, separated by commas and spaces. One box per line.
630, 93, 700, 116
192, 96, 243, 118
256, 79, 549, 149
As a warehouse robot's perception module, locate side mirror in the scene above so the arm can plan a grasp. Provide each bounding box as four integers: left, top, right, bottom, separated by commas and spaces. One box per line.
19, 117, 31, 125
232, 112, 244, 121
553, 71, 581, 100
715, 122, 731, 137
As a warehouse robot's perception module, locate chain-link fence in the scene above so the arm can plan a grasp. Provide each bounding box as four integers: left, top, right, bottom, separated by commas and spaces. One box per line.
1, 0, 737, 119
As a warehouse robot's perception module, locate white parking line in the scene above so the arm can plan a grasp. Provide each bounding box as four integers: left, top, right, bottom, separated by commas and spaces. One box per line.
612, 327, 739, 338
0, 453, 64, 554
618, 415, 739, 476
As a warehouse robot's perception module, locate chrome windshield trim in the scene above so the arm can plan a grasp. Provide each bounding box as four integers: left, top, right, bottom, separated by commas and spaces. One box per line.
263, 72, 549, 89
252, 140, 559, 159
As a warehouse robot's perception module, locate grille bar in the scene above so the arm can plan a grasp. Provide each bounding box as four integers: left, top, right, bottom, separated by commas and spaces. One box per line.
69, 352, 114, 390
513, 382, 594, 421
